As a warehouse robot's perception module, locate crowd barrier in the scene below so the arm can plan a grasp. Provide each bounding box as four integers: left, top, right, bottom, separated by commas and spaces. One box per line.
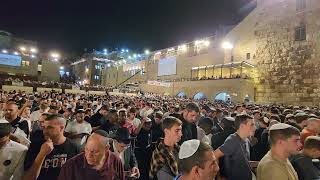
0, 85, 141, 97
37, 88, 62, 93
2, 85, 33, 93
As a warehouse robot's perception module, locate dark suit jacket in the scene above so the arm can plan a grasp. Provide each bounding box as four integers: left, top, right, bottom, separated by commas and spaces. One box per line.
109, 139, 138, 171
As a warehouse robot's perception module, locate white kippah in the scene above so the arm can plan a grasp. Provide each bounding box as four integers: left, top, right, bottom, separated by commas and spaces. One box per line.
0, 118, 9, 124
269, 123, 292, 131
179, 139, 200, 159
225, 117, 235, 122
263, 117, 269, 124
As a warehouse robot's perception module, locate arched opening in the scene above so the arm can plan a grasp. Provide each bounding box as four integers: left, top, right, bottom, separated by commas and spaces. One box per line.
193, 92, 207, 100
214, 92, 231, 102
176, 91, 186, 98
244, 94, 250, 103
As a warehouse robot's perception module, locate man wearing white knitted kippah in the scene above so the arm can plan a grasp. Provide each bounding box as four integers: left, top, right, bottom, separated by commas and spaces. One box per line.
174, 139, 219, 180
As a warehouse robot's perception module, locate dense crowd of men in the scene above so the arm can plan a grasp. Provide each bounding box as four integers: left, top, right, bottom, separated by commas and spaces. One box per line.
0, 90, 319, 180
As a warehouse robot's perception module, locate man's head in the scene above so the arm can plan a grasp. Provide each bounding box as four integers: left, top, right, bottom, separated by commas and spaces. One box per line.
39, 113, 50, 130
220, 117, 235, 129
179, 140, 219, 180
99, 105, 109, 116
269, 123, 302, 156
75, 109, 85, 123
303, 136, 320, 159
295, 113, 309, 128
118, 109, 127, 124
40, 101, 49, 111
306, 118, 320, 134
258, 117, 269, 128
43, 113, 66, 141
154, 111, 163, 124
4, 102, 19, 122
48, 106, 59, 114
112, 128, 132, 153
85, 131, 110, 166
63, 108, 73, 119
198, 117, 213, 135
183, 103, 200, 123
235, 105, 242, 113
235, 114, 256, 137
128, 107, 137, 120
107, 109, 118, 124
253, 110, 261, 120
142, 118, 153, 131
162, 116, 182, 144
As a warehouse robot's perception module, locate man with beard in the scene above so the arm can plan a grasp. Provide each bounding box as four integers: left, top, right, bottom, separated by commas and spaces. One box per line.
178, 103, 200, 144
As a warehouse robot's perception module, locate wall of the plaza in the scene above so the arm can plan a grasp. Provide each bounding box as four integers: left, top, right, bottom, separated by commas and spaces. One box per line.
225, 0, 320, 105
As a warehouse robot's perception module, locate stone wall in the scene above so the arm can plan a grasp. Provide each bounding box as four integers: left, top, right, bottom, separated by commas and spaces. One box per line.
225, 0, 320, 105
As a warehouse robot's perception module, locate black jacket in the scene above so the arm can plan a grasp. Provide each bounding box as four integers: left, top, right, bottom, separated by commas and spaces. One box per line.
109, 139, 138, 171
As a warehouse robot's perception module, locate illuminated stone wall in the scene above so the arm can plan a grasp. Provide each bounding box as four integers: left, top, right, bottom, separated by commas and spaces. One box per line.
226, 0, 320, 105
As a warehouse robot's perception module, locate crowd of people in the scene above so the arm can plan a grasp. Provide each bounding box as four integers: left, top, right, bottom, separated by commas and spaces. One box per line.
0, 90, 319, 180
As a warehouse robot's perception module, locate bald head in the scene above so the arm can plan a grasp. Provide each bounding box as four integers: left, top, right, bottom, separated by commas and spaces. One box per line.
87, 133, 109, 147
85, 133, 110, 166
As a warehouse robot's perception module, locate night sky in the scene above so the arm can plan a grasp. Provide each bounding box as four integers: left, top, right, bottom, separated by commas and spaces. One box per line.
1, 0, 255, 56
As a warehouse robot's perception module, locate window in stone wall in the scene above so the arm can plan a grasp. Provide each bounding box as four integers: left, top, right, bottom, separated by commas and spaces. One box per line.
295, 24, 306, 41
246, 53, 251, 60
296, 0, 306, 12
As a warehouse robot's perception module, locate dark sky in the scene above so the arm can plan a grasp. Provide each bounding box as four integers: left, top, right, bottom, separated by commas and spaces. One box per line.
1, 0, 255, 56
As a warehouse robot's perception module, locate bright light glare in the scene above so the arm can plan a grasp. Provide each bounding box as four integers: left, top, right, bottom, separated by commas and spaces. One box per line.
204, 40, 210, 46
30, 47, 38, 53
51, 52, 60, 58
20, 46, 26, 51
222, 42, 233, 49
178, 44, 187, 52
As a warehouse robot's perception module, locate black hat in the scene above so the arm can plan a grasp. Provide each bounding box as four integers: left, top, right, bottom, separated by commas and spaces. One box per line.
112, 128, 133, 144
94, 129, 109, 137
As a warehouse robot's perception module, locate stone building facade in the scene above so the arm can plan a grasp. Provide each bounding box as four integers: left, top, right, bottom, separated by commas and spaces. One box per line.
225, 0, 320, 105
103, 0, 320, 104
0, 31, 61, 82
